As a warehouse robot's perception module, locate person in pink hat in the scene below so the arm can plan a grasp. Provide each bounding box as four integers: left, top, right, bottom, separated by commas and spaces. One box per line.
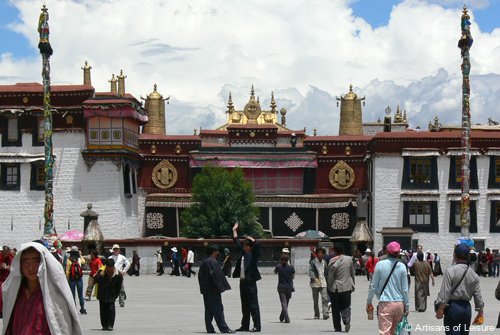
367, 241, 410, 335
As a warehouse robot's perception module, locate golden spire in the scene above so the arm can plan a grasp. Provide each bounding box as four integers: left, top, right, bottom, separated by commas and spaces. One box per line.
270, 91, 277, 113
403, 110, 407, 123
227, 92, 235, 114
257, 96, 260, 104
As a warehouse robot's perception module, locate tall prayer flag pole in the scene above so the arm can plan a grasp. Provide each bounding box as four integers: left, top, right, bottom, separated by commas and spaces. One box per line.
38, 4, 58, 247
458, 5, 473, 238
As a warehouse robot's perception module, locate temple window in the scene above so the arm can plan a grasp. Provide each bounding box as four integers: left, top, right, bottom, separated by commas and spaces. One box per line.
488, 157, 500, 188
449, 200, 477, 233
32, 117, 44, 146
244, 168, 303, 195
401, 157, 438, 190
131, 169, 137, 194
403, 201, 438, 232
30, 162, 46, 190
123, 164, 132, 197
2, 116, 22, 147
448, 156, 478, 189
1, 164, 20, 190
490, 201, 500, 233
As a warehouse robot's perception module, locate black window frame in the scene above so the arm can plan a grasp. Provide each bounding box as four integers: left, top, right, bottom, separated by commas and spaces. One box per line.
448, 156, 478, 189
131, 169, 137, 194
488, 157, 500, 189
2, 116, 22, 147
449, 200, 477, 233
401, 156, 438, 190
32, 116, 44, 147
490, 201, 500, 233
123, 164, 131, 197
403, 201, 439, 232
1, 163, 21, 190
30, 162, 45, 190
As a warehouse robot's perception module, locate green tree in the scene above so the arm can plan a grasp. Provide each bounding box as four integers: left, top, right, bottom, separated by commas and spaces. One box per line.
180, 165, 261, 238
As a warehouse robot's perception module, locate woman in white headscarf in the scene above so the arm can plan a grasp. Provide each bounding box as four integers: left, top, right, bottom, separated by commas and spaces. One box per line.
2, 241, 83, 335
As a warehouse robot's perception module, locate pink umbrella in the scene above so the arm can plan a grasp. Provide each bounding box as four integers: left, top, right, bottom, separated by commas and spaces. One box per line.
60, 231, 84, 241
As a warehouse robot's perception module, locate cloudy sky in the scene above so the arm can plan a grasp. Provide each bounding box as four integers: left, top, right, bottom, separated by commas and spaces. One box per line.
1, 0, 500, 135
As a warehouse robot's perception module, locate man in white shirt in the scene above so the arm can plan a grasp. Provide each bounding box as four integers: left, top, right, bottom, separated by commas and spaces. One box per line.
187, 247, 196, 277
108, 244, 130, 307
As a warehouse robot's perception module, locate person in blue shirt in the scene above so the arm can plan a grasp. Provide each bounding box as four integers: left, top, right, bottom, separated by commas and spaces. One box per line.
367, 241, 410, 335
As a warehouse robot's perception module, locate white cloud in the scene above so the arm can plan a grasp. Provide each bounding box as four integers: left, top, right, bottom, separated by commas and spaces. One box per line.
1, 0, 499, 135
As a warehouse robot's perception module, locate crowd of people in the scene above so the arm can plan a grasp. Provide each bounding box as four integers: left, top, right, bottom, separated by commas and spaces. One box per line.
0, 235, 493, 335
156, 246, 197, 277
0, 241, 130, 333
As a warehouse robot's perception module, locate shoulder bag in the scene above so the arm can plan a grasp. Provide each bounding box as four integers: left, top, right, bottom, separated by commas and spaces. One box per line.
377, 260, 399, 316
434, 266, 468, 313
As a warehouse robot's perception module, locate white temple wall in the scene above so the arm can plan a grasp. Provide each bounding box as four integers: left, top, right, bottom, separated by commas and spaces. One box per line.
0, 131, 141, 249
371, 153, 500, 271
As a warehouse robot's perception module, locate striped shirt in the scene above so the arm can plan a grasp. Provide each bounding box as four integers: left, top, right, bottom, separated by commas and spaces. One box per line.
8, 284, 51, 334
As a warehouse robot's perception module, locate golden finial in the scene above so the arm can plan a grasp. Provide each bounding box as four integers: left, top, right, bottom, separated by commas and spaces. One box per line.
270, 91, 277, 113
403, 110, 407, 123
154, 84, 157, 92
251, 84, 255, 96
257, 96, 260, 104
194, 128, 197, 135
313, 128, 317, 136
463, 5, 468, 15
280, 108, 286, 126
349, 84, 353, 93
42, 3, 47, 11
227, 92, 235, 114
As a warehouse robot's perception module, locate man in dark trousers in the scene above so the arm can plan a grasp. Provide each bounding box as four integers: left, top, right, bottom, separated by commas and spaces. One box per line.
198, 243, 235, 334
232, 222, 262, 332
435, 243, 484, 334
95, 258, 124, 331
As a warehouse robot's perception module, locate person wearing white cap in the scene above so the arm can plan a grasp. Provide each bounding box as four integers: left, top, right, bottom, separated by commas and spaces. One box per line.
170, 247, 181, 276
108, 244, 130, 307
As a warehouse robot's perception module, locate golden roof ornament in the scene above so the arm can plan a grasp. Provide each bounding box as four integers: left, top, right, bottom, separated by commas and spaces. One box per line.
337, 84, 365, 135
142, 84, 169, 135
313, 128, 317, 136
81, 61, 92, 86
270, 91, 277, 113
108, 74, 118, 93
280, 107, 286, 126
243, 86, 262, 124
227, 92, 235, 113
403, 110, 407, 123
117, 70, 126, 96
394, 105, 403, 123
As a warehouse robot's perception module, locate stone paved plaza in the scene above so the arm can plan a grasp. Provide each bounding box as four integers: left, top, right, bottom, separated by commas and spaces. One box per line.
63, 271, 500, 334
2, 271, 499, 334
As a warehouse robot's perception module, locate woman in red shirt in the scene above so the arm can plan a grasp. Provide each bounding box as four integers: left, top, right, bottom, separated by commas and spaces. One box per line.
364, 249, 378, 282
85, 249, 103, 300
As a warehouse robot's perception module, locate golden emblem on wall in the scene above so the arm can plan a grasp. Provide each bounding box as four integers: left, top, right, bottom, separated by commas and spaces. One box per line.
329, 160, 355, 190
152, 160, 178, 189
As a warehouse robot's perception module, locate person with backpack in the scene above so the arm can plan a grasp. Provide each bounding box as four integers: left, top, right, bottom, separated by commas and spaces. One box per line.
66, 245, 87, 315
